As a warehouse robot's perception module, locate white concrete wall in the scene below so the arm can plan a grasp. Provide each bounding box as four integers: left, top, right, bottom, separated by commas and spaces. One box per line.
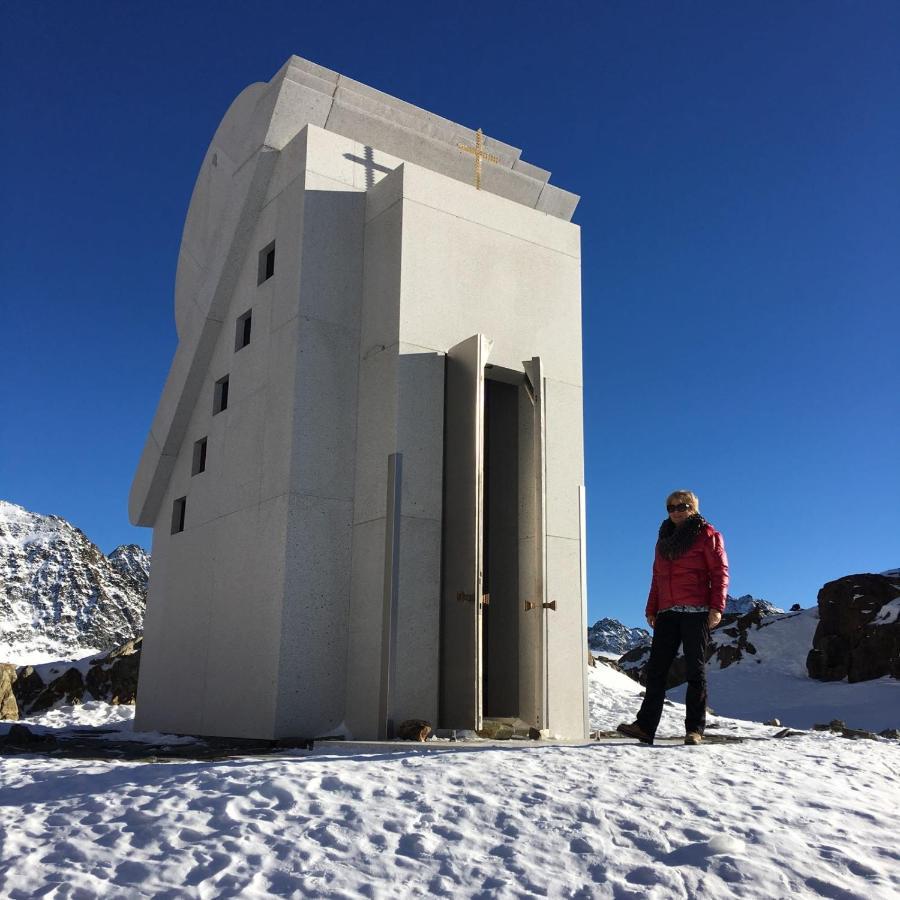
136, 146, 299, 737
273, 133, 369, 738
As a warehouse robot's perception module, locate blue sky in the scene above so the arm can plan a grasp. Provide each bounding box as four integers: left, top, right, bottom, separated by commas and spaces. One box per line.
2, 1, 897, 628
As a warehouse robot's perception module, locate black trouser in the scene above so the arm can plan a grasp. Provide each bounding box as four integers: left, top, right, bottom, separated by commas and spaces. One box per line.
636, 611, 710, 737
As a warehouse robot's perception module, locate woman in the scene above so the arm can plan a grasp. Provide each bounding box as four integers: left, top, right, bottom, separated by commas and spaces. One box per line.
617, 490, 729, 746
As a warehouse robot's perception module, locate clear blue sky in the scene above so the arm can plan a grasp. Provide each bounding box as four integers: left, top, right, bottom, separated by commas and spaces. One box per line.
2, 1, 897, 628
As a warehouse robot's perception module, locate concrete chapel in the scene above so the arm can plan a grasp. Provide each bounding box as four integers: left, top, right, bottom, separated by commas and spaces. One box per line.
130, 56, 588, 741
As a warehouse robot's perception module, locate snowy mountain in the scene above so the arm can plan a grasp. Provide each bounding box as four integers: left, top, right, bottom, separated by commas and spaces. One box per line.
724, 593, 784, 615
587, 618, 650, 655
0, 501, 148, 663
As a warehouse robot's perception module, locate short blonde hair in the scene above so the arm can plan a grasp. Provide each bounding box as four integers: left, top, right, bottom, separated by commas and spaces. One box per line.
666, 490, 699, 512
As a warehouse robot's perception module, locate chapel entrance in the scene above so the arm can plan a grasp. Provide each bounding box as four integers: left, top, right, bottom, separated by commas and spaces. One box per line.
439, 335, 547, 733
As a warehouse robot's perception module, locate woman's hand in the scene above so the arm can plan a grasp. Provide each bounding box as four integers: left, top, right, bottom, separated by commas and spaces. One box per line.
646, 614, 656, 629
708, 611, 722, 630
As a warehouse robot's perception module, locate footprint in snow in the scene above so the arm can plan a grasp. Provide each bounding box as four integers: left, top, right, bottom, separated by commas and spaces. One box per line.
569, 836, 594, 854
319, 775, 363, 799
431, 824, 464, 842
396, 832, 437, 858
185, 850, 232, 886
308, 822, 350, 853
114, 859, 153, 886
663, 834, 746, 866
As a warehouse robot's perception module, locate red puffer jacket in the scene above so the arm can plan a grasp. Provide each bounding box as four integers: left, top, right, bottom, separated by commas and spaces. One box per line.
646, 524, 729, 617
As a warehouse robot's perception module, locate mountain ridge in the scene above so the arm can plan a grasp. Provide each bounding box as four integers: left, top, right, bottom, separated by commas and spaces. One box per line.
0, 500, 148, 663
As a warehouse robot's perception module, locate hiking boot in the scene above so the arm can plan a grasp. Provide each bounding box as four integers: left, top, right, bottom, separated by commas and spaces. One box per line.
684, 731, 703, 745
616, 722, 654, 744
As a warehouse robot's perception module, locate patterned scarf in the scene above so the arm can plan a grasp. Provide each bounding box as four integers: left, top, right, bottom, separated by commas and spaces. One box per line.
656, 513, 707, 560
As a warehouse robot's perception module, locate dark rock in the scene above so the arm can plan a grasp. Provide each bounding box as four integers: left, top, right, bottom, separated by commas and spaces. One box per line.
11, 666, 46, 713
773, 728, 805, 738
807, 574, 900, 683
24, 667, 85, 714
790, 604, 802, 612
396, 719, 432, 742
841, 727, 877, 740
878, 729, 900, 739
84, 638, 142, 704
811, 720, 855, 734
0, 664, 18, 720
716, 645, 743, 668
1, 723, 58, 750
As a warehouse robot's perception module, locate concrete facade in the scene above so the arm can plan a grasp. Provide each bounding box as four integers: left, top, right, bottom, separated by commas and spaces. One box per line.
131, 57, 588, 740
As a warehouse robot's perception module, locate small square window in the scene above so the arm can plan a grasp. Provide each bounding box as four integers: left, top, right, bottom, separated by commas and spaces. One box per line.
235, 309, 252, 351
213, 375, 229, 415
192, 437, 207, 475
257, 240, 275, 285
171, 496, 186, 534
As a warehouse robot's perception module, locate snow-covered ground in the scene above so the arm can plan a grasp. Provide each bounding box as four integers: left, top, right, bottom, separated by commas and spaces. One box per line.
2, 666, 897, 898
668, 608, 900, 731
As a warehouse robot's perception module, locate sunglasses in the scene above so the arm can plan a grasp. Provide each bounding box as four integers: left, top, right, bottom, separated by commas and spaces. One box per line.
667, 503, 692, 513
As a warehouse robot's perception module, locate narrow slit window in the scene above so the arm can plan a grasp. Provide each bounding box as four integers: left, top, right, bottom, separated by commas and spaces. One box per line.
235, 309, 252, 351
171, 496, 186, 534
213, 375, 229, 415
192, 437, 207, 475
257, 240, 275, 285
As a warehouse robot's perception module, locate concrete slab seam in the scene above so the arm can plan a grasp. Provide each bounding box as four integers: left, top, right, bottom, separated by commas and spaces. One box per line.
404, 197, 581, 261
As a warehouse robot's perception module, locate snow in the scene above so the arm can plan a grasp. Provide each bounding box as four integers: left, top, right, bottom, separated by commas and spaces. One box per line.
2, 665, 898, 898
874, 597, 900, 625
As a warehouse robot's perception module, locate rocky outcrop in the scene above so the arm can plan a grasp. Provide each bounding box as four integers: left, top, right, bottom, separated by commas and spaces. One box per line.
0, 664, 18, 719
806, 574, 900, 683
3, 640, 142, 719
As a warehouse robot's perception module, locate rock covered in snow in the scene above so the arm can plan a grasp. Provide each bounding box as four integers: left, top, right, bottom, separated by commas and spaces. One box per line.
107, 544, 150, 593
587, 618, 650, 655
806, 573, 900, 683
0, 500, 147, 662
5, 639, 142, 719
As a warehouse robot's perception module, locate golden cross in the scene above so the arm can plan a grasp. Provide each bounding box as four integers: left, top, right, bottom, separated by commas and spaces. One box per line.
457, 128, 500, 190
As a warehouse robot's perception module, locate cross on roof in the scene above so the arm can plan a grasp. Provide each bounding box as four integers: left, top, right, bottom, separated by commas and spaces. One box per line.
457, 129, 500, 191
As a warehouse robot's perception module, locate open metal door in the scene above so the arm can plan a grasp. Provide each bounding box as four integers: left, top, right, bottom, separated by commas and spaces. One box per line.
519, 357, 548, 729
440, 334, 492, 730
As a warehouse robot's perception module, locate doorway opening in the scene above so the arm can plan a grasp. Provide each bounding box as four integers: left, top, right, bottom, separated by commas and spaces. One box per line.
483, 373, 520, 718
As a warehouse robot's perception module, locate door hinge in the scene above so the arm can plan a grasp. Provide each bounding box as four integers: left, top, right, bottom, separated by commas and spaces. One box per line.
524, 600, 557, 611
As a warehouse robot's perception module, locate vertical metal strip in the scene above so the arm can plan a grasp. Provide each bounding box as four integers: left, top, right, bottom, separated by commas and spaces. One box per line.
378, 453, 402, 740
534, 363, 549, 731
579, 484, 589, 738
